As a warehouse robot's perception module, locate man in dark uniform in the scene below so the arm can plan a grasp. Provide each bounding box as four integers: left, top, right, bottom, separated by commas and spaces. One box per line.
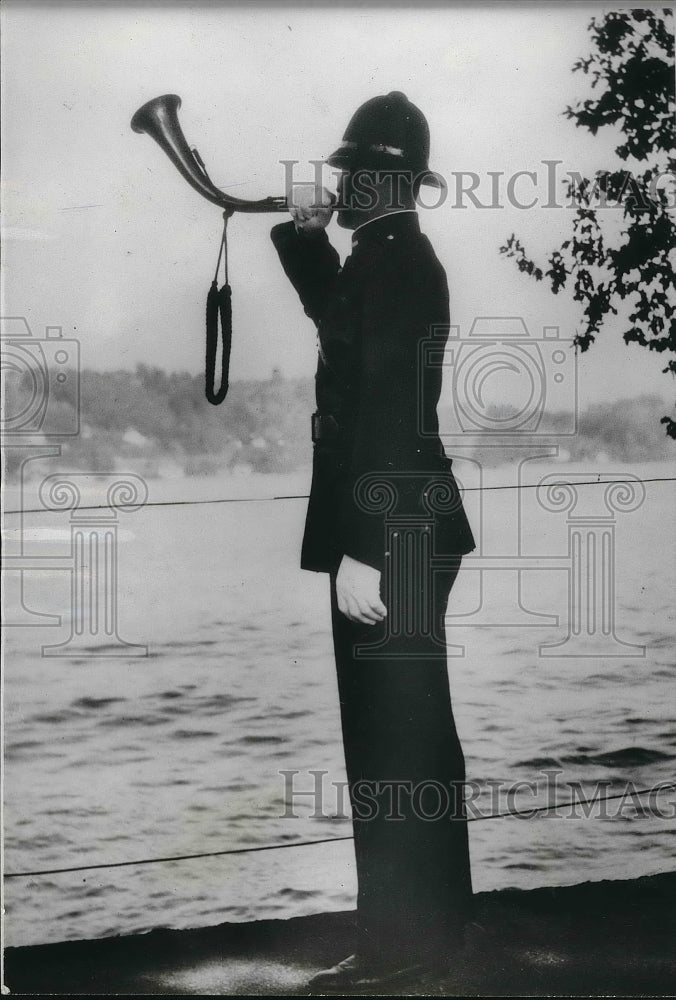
271, 92, 476, 991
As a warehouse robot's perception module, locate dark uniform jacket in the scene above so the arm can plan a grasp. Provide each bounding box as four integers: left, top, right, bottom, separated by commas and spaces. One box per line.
271, 210, 476, 575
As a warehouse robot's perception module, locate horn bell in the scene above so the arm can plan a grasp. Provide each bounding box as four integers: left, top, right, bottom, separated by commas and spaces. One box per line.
130, 93, 286, 213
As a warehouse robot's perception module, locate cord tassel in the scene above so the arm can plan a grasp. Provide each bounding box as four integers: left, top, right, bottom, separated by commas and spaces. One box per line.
205, 209, 233, 405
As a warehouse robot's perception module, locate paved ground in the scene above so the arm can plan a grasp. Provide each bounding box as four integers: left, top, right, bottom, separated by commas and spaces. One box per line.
4, 872, 676, 995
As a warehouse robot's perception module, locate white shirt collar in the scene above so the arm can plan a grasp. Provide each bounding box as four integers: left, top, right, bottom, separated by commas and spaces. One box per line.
353, 209, 418, 235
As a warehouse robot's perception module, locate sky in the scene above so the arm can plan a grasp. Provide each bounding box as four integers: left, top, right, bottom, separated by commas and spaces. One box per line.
2, 1, 672, 415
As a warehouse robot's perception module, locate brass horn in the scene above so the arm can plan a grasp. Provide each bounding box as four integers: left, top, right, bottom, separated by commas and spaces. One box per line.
131, 94, 288, 214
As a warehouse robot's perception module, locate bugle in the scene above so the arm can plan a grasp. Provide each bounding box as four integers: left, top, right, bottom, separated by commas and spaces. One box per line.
130, 94, 288, 213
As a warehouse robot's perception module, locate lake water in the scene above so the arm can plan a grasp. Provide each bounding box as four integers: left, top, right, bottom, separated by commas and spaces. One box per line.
3, 459, 675, 947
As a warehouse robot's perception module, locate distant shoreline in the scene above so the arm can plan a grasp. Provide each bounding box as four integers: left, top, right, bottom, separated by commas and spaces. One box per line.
5, 364, 673, 484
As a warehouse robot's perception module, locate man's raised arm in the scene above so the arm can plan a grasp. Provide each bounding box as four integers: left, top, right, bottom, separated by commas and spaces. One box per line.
270, 185, 340, 325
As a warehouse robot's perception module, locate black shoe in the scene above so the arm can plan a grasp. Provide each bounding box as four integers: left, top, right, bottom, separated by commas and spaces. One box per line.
307, 952, 424, 992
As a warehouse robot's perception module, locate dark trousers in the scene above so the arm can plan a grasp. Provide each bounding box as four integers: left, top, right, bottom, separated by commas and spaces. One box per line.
328, 557, 473, 964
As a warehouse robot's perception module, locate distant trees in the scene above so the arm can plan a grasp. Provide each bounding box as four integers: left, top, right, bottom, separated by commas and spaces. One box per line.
436, 394, 672, 466
6, 364, 314, 478
500, 9, 675, 437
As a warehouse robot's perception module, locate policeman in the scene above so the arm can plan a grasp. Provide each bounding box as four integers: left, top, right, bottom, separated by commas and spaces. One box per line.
271, 92, 476, 991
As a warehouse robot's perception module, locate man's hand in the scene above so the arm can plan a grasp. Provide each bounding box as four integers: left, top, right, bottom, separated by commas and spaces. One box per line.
336, 554, 388, 625
289, 184, 334, 234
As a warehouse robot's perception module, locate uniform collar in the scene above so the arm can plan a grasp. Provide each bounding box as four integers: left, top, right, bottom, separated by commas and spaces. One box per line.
351, 210, 420, 249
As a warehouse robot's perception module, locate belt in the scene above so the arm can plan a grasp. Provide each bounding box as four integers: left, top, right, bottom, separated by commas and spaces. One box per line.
311, 411, 341, 443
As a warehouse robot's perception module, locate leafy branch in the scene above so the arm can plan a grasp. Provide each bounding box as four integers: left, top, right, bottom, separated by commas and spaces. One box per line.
500, 9, 676, 437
